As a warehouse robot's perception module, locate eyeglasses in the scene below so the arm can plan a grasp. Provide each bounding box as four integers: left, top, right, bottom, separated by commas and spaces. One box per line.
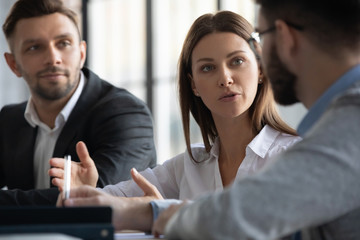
248, 22, 304, 58
250, 26, 276, 46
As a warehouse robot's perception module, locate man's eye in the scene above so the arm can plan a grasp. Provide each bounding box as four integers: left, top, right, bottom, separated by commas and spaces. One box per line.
59, 41, 71, 47
27, 45, 39, 51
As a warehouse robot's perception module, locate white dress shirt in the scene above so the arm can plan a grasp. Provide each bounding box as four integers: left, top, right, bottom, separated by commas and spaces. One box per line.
102, 125, 302, 200
24, 72, 86, 189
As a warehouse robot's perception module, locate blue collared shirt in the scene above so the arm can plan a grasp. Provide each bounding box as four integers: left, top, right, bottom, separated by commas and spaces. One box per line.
150, 199, 184, 221
297, 64, 360, 136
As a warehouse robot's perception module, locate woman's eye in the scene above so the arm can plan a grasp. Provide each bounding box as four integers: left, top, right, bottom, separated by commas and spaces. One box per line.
201, 65, 214, 72
232, 58, 244, 65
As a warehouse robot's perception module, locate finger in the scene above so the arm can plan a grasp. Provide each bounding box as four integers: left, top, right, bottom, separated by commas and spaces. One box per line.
131, 168, 153, 194
52, 177, 64, 191
48, 167, 64, 179
63, 197, 101, 207
68, 185, 101, 198
49, 157, 65, 169
64, 187, 106, 207
57, 186, 102, 207
131, 168, 163, 198
56, 193, 64, 207
76, 141, 96, 168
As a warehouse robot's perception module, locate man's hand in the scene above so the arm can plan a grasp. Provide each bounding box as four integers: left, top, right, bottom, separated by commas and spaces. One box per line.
152, 201, 187, 236
49, 141, 99, 191
57, 185, 154, 231
56, 168, 164, 231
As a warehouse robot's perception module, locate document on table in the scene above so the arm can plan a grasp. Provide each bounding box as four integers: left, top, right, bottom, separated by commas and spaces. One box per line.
115, 231, 164, 239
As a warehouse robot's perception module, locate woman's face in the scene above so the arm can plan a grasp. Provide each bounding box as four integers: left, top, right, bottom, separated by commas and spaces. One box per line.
191, 32, 260, 120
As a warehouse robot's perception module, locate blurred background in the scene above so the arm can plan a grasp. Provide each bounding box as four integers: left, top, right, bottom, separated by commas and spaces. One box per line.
0, 0, 306, 164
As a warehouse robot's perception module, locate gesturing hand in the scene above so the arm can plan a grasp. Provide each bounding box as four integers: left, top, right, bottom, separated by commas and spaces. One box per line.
56, 168, 165, 232
49, 141, 99, 191
130, 168, 164, 200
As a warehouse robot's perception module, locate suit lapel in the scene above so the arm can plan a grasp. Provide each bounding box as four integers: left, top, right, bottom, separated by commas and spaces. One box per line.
13, 124, 36, 189
53, 68, 102, 158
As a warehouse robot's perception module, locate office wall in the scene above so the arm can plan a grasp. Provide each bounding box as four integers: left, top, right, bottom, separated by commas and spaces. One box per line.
0, 0, 29, 108
0, 0, 306, 165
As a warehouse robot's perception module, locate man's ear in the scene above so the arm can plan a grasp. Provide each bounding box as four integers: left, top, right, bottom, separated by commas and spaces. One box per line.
4, 52, 22, 77
274, 20, 298, 66
79, 40, 87, 68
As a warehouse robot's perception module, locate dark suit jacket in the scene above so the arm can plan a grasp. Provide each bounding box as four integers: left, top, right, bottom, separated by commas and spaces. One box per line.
0, 67, 156, 205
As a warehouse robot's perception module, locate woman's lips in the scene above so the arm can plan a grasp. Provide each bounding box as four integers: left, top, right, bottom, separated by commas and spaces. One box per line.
218, 92, 240, 101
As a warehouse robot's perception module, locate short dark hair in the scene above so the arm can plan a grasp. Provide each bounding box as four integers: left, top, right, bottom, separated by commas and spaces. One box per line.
3, 0, 81, 43
256, 0, 360, 51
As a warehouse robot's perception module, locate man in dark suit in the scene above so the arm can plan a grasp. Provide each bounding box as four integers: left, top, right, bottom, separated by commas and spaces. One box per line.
0, 0, 156, 205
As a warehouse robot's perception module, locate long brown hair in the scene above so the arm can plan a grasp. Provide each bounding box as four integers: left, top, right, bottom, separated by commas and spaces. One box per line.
178, 11, 297, 161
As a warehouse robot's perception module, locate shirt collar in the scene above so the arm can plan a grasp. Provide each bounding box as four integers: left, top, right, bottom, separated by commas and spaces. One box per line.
297, 64, 360, 136
61, 71, 86, 121
210, 137, 220, 159
247, 125, 280, 158
209, 125, 279, 159
25, 71, 86, 128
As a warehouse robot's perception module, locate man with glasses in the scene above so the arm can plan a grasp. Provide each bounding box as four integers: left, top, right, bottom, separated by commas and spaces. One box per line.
156, 0, 360, 239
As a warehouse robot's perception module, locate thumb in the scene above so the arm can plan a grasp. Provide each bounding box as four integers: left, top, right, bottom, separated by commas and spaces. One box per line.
76, 141, 95, 168
131, 168, 163, 199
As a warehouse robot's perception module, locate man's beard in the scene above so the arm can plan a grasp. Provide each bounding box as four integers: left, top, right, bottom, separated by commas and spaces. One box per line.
266, 46, 299, 105
21, 65, 79, 101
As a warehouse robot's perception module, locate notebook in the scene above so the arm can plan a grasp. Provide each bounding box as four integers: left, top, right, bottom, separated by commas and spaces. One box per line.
0, 206, 113, 240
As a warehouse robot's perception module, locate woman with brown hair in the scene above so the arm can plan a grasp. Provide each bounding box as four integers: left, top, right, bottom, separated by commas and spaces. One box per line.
50, 11, 300, 201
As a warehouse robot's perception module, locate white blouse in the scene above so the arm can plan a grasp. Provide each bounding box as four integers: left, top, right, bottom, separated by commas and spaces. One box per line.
102, 125, 301, 200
